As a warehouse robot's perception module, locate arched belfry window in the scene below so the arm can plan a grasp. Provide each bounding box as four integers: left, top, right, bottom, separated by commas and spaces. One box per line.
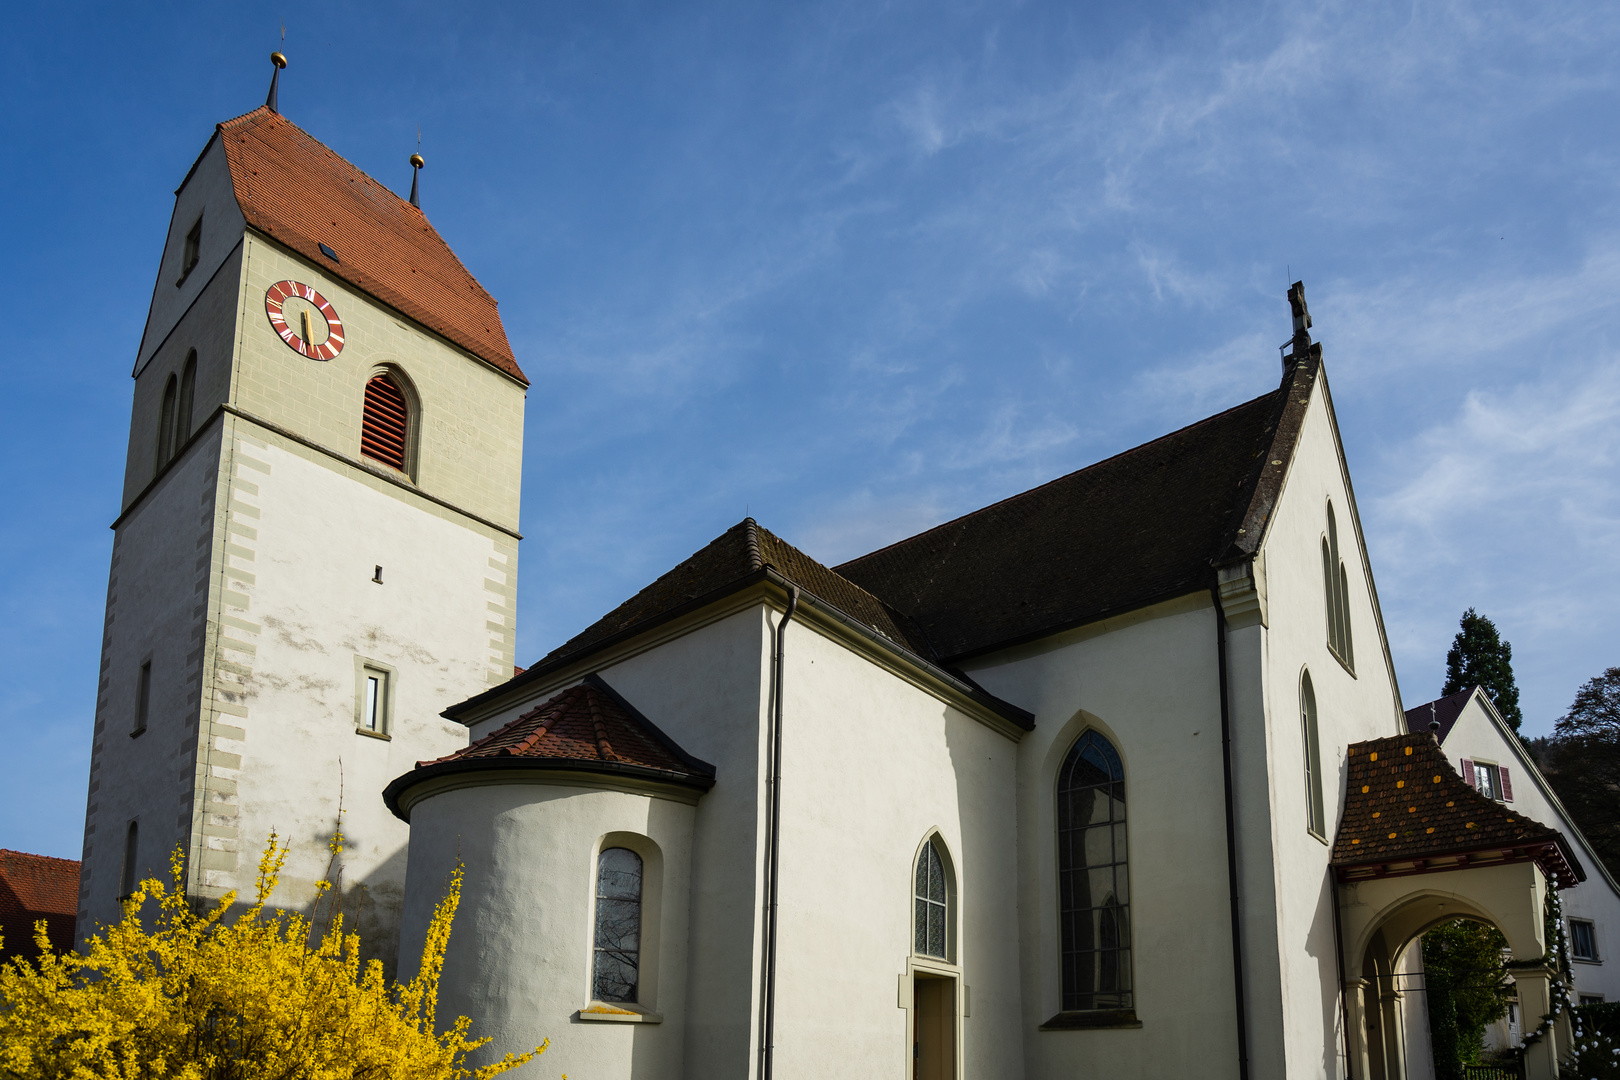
176, 351, 197, 446
156, 374, 178, 471
1302, 670, 1325, 838
592, 847, 643, 1003
1322, 502, 1355, 668
361, 372, 411, 473
1057, 730, 1132, 1011
914, 836, 953, 961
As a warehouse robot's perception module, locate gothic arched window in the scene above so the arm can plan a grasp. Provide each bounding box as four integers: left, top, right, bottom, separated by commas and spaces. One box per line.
914, 836, 953, 961
156, 374, 178, 471
1302, 670, 1325, 837
361, 372, 410, 473
1057, 730, 1132, 1011
1323, 502, 1355, 668
176, 351, 197, 447
593, 847, 643, 1003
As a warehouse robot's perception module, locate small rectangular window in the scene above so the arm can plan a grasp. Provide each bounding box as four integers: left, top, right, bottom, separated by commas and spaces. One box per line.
355, 660, 393, 737
178, 217, 202, 283
1571, 920, 1599, 961
1473, 763, 1499, 801
1582, 995, 1606, 1006
133, 660, 152, 737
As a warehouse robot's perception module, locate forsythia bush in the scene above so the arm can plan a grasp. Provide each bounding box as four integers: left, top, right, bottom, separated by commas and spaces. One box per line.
0, 833, 544, 1079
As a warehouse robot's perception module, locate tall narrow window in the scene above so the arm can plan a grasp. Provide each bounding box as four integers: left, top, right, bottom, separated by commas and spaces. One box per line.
1301, 671, 1325, 837
914, 837, 951, 960
120, 821, 139, 898
361, 373, 409, 472
178, 216, 202, 284
1057, 730, 1132, 1011
1323, 503, 1355, 668
356, 664, 392, 735
133, 660, 152, 737
156, 375, 178, 470
593, 847, 643, 1002
175, 351, 197, 447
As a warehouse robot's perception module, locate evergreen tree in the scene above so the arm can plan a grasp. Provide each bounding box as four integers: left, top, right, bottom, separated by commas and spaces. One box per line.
1544, 667, 1620, 879
1442, 608, 1524, 731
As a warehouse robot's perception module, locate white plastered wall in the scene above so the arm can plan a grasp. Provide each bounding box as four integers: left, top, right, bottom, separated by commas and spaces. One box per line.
964, 594, 1244, 1079
1440, 692, 1620, 1004
398, 782, 696, 1080
1253, 364, 1407, 1079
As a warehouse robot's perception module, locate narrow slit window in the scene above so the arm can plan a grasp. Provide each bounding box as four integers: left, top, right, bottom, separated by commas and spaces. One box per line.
593, 847, 643, 1002
176, 352, 197, 447
120, 821, 139, 898
1301, 671, 1324, 837
914, 837, 951, 960
178, 216, 202, 283
1057, 730, 1132, 1011
361, 373, 410, 472
358, 665, 390, 734
1324, 503, 1355, 668
133, 660, 152, 737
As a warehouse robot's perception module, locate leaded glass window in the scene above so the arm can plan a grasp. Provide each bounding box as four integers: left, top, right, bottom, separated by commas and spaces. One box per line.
592, 847, 643, 1002
914, 838, 949, 960
1057, 730, 1132, 1011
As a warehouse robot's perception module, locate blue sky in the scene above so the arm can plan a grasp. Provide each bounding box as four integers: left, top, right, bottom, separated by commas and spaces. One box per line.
3, 1, 1618, 858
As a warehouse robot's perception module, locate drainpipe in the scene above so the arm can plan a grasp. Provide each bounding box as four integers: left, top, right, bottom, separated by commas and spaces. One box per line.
1212, 585, 1252, 1080
761, 586, 799, 1080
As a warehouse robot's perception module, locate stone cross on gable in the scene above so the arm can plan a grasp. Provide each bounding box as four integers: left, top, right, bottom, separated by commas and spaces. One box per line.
1287, 280, 1312, 358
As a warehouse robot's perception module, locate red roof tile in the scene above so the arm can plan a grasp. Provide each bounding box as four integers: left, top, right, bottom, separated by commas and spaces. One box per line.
0, 849, 79, 960
385, 675, 713, 818
1332, 733, 1580, 887
213, 107, 526, 385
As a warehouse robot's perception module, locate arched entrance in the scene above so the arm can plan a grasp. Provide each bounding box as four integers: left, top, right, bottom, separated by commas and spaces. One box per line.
1332, 734, 1583, 1080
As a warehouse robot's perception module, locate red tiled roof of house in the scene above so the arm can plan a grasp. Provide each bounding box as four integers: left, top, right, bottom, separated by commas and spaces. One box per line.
0, 849, 79, 960
384, 675, 714, 819
1332, 733, 1581, 887
212, 107, 526, 385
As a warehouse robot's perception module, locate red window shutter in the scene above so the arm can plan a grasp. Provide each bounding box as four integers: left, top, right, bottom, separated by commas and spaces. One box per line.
1460, 759, 1475, 790
362, 375, 408, 470
1499, 766, 1513, 801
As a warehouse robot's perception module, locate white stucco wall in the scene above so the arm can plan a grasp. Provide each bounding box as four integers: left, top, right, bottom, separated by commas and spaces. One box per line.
1253, 366, 1408, 1079
1440, 693, 1620, 1003
964, 594, 1244, 1079
399, 781, 696, 1080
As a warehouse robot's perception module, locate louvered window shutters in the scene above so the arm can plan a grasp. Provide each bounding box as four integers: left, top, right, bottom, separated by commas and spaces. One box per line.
362, 375, 408, 471
1499, 766, 1512, 801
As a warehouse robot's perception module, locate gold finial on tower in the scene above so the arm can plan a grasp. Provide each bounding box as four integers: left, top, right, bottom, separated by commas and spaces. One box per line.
266, 23, 287, 114
409, 130, 425, 208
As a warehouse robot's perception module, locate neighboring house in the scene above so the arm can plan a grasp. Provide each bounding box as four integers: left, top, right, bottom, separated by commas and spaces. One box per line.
87, 65, 1588, 1080
1392, 686, 1620, 1072
0, 849, 78, 961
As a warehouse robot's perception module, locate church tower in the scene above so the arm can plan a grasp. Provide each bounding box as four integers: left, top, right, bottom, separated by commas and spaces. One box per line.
77, 61, 527, 965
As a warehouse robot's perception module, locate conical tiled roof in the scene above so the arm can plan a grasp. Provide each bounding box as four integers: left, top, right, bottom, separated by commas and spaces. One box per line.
384, 675, 713, 819
1332, 732, 1580, 887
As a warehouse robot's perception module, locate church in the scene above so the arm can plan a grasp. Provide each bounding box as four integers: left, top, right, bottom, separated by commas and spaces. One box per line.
77, 60, 1620, 1080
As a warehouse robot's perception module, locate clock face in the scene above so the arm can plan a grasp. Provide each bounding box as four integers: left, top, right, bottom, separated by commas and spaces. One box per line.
265, 280, 345, 361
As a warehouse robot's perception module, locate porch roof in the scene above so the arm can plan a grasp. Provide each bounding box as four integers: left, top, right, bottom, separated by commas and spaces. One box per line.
1332, 732, 1582, 888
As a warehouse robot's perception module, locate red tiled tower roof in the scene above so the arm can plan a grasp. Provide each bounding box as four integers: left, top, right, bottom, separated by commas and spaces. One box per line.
210, 107, 526, 385
1332, 733, 1581, 887
0, 849, 79, 960
384, 675, 714, 819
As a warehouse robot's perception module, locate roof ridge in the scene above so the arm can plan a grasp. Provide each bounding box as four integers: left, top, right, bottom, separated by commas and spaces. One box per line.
835, 383, 1287, 573
0, 849, 80, 865
742, 517, 763, 572
585, 689, 620, 762
1211, 352, 1320, 564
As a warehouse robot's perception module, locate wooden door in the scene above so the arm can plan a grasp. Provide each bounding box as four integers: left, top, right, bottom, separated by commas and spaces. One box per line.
913, 974, 956, 1080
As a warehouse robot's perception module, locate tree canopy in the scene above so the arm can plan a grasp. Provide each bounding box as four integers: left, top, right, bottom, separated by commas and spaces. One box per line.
1442, 608, 1524, 731
1539, 667, 1620, 880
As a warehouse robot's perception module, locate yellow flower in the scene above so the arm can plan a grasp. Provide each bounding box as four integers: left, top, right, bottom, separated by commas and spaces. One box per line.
0, 828, 545, 1080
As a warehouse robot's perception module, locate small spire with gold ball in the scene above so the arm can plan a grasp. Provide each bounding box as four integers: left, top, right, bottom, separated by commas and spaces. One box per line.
409, 140, 424, 208
266, 50, 287, 114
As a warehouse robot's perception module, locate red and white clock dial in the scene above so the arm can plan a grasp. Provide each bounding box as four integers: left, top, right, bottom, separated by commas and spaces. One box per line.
264, 280, 345, 361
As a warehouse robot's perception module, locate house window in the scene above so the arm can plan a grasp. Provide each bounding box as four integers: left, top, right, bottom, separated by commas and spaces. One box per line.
176, 351, 197, 446
1322, 502, 1355, 670
1461, 759, 1513, 802
1571, 920, 1599, 962
178, 216, 202, 284
361, 372, 410, 473
1302, 671, 1325, 838
120, 820, 139, 898
1582, 995, 1606, 1006
593, 847, 643, 1002
133, 660, 152, 737
1057, 729, 1132, 1011
914, 837, 952, 961
156, 374, 178, 470
357, 664, 391, 735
